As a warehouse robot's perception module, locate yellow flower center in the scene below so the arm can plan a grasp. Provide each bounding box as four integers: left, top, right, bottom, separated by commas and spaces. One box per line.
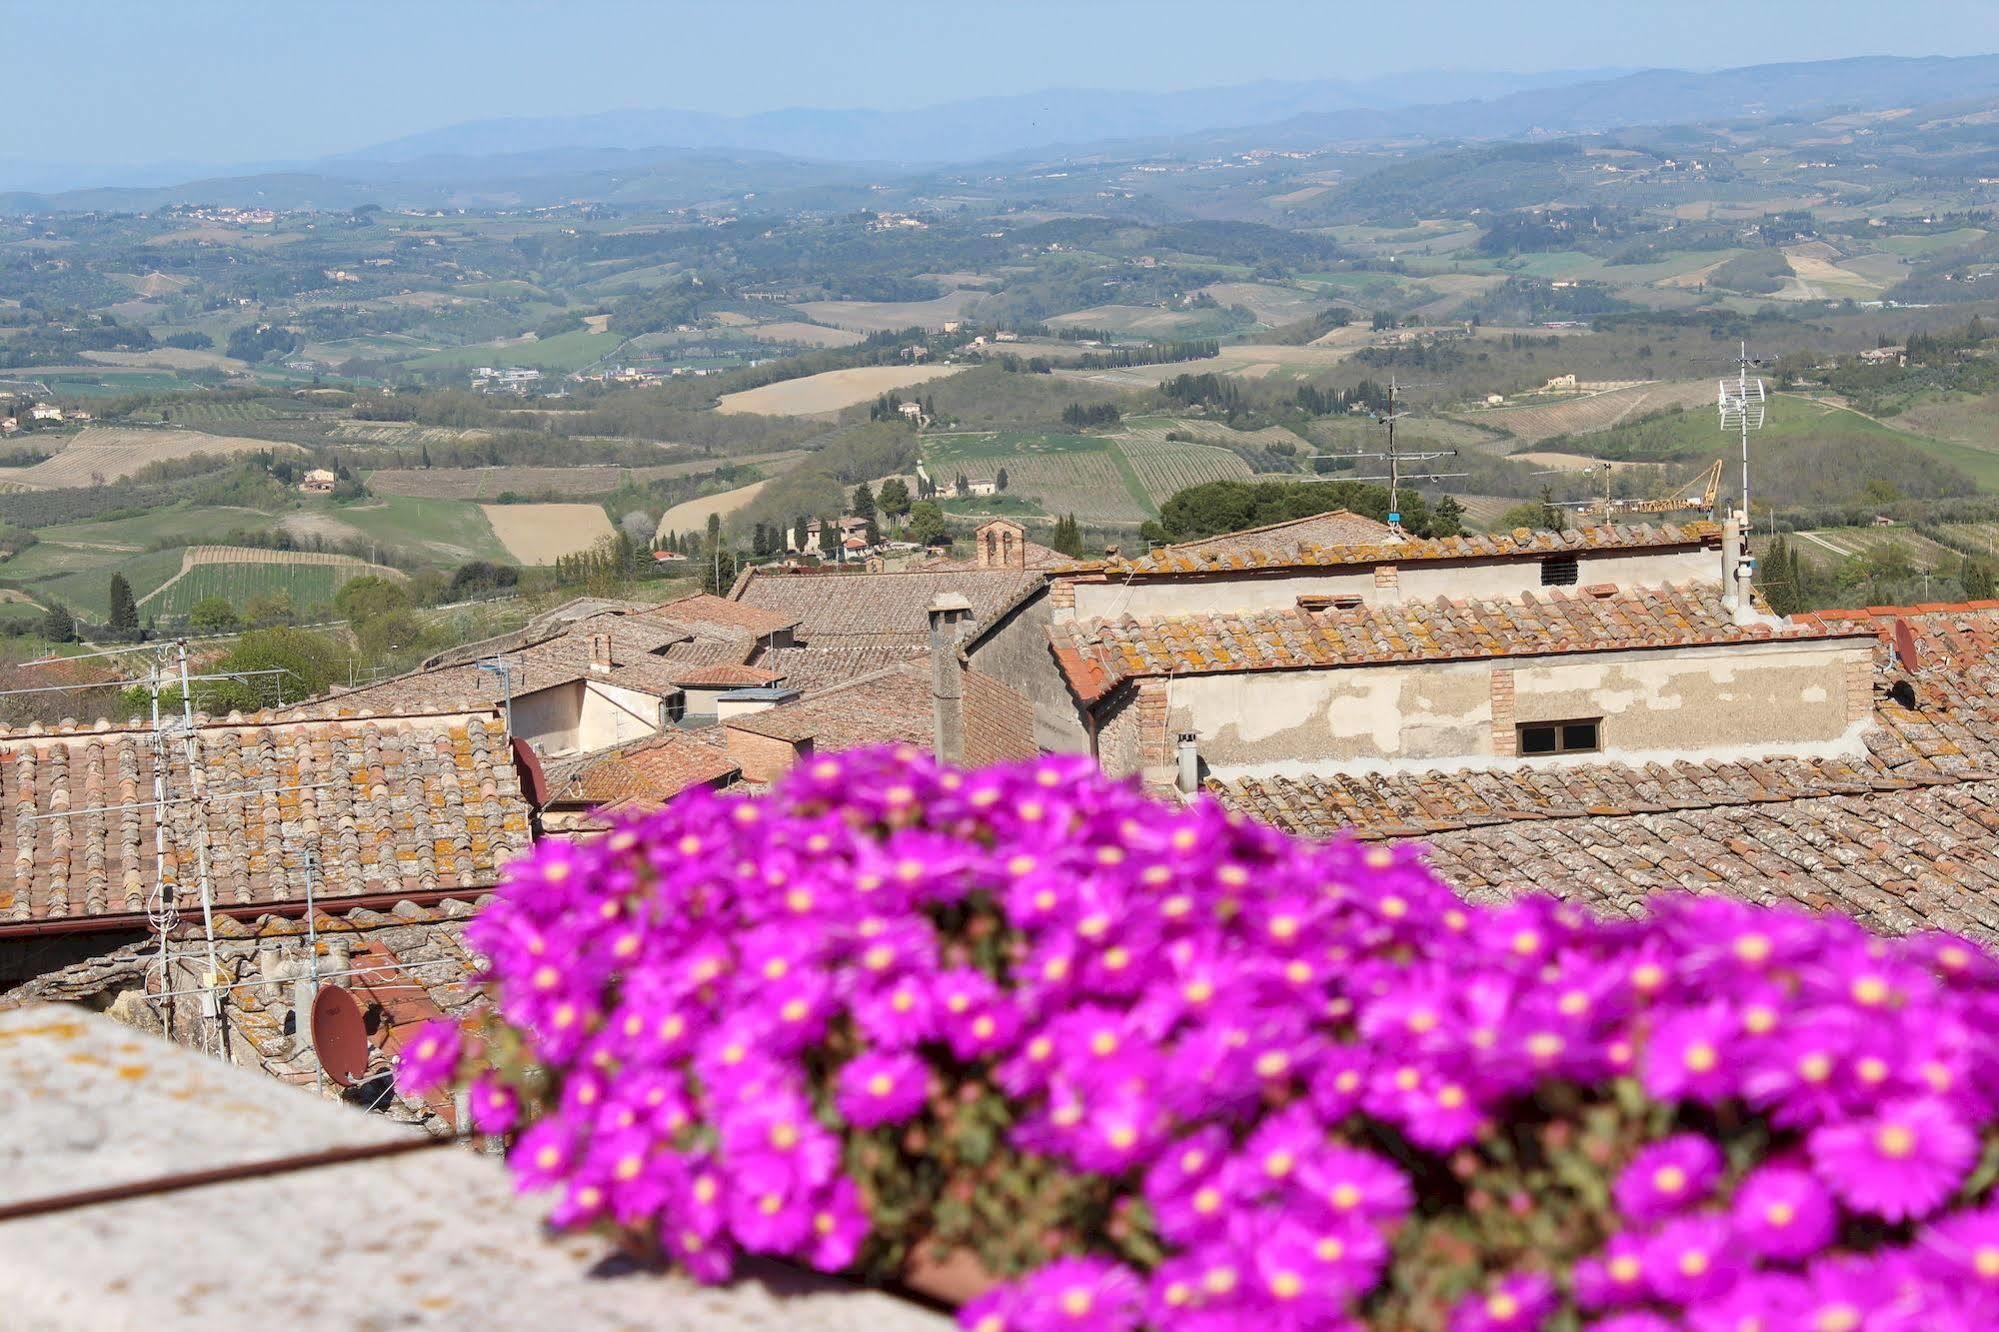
867, 1073, 894, 1097
1852, 976, 1889, 1007
770, 1123, 799, 1150
780, 999, 808, 1022
1975, 1246, 1999, 1278
1202, 1266, 1236, 1294
1269, 1271, 1302, 1300
1060, 1289, 1092, 1317
1487, 1293, 1519, 1319
1089, 1031, 1117, 1057
1799, 1052, 1832, 1082
1193, 1187, 1221, 1214
1876, 1123, 1916, 1158
1654, 1165, 1687, 1195
1734, 934, 1771, 963
1609, 1256, 1639, 1282
1316, 1236, 1346, 1261
1679, 1249, 1709, 1276
1264, 1150, 1295, 1179
1766, 1202, 1795, 1227
1684, 1042, 1717, 1073
1633, 962, 1666, 992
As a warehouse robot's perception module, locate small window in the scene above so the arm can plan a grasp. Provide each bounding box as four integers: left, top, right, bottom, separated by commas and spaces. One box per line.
1517, 718, 1600, 756
1540, 555, 1579, 587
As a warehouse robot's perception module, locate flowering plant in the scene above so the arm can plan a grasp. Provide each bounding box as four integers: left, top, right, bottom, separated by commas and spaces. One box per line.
401, 746, 1999, 1330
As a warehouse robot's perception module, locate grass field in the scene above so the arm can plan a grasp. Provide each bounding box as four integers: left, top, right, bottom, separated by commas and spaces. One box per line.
27, 549, 187, 619
1461, 381, 1715, 445
366, 461, 773, 500
402, 328, 622, 374
10, 427, 300, 488
141, 547, 400, 619
281, 497, 511, 565
788, 290, 987, 333
481, 503, 618, 564
1779, 526, 1961, 571
744, 321, 866, 348
923, 430, 1255, 524
715, 364, 965, 417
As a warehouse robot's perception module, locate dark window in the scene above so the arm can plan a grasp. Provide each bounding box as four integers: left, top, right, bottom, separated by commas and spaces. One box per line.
1540, 555, 1579, 586
1516, 718, 1601, 756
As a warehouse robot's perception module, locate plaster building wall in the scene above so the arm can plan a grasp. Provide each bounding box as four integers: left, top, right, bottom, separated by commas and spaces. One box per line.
1062, 547, 1720, 621
1094, 640, 1870, 779
573, 680, 670, 753
510, 684, 583, 754
964, 587, 1089, 753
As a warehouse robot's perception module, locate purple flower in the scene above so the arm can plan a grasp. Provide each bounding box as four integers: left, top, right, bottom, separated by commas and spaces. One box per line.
803, 1177, 869, 1272
1731, 1164, 1837, 1263
1011, 1256, 1144, 1332
1452, 1271, 1557, 1331
1810, 1096, 1977, 1221
1295, 1143, 1413, 1225
1614, 1135, 1722, 1225
1585, 1317, 1679, 1332
1922, 1204, 1999, 1291
467, 1075, 519, 1135
394, 1018, 461, 1096
1574, 1232, 1650, 1310
1642, 1005, 1737, 1104
508, 1119, 576, 1193
835, 1050, 930, 1129
1640, 1213, 1739, 1305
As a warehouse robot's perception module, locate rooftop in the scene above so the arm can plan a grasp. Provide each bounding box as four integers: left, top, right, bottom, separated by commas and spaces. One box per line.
1064, 520, 1719, 577
723, 665, 937, 750
1205, 599, 1999, 943
0, 709, 531, 932
732, 566, 1044, 648
1052, 582, 1858, 702
541, 729, 740, 810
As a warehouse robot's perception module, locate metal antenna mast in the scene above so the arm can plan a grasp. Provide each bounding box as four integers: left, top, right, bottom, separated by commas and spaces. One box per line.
1716, 340, 1766, 537
1304, 376, 1467, 532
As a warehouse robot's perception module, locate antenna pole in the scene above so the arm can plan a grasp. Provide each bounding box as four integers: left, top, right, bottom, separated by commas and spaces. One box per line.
175, 639, 222, 1057
1738, 340, 1751, 536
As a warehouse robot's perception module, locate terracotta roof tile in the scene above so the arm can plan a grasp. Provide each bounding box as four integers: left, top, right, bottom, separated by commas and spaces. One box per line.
722, 665, 936, 749
0, 712, 530, 928
1054, 582, 1861, 700
542, 729, 738, 809
1060, 520, 1718, 577
733, 567, 1044, 648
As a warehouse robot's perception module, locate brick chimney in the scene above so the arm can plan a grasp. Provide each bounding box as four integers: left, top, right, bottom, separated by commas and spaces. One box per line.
589, 632, 613, 673
926, 593, 974, 765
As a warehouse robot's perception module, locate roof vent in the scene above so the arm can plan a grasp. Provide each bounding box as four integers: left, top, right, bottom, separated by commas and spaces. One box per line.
1582, 582, 1619, 600
1299, 593, 1364, 612
1541, 555, 1580, 587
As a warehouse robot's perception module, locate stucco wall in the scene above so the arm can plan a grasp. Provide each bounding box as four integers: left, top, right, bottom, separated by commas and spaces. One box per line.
511, 683, 583, 754
573, 680, 667, 753
1065, 546, 1721, 620
965, 586, 1089, 753
1144, 640, 1868, 775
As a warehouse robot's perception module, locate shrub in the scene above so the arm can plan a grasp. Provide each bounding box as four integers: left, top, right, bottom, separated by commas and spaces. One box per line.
401, 748, 1999, 1330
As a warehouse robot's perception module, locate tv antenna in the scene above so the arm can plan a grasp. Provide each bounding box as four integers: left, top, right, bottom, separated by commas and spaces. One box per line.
1305, 376, 1466, 533
1715, 341, 1767, 540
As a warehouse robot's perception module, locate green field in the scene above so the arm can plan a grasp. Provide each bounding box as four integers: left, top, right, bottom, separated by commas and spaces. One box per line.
403, 328, 622, 373
923, 430, 1253, 525
27, 549, 186, 619
302, 496, 511, 564
144, 560, 370, 620
37, 504, 284, 550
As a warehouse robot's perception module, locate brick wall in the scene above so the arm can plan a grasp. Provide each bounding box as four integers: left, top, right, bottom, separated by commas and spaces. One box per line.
1374, 564, 1400, 600
1847, 654, 1876, 725
1137, 680, 1172, 770
1049, 578, 1077, 611
724, 726, 807, 783
964, 668, 1039, 766
1490, 669, 1517, 756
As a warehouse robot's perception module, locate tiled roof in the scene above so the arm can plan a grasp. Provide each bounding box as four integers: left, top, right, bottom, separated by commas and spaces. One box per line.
732, 567, 1045, 647
749, 644, 932, 693
723, 665, 936, 749
649, 591, 800, 638
541, 729, 738, 809
1063, 520, 1719, 577
1206, 600, 1999, 942
0, 710, 531, 928
1054, 583, 1860, 701
674, 663, 785, 688
1158, 509, 1394, 562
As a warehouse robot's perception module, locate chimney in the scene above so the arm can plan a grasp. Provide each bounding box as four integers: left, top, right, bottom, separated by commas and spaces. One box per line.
1726, 509, 1756, 626
926, 593, 974, 766
1719, 510, 1742, 613
1175, 731, 1201, 795
589, 631, 613, 673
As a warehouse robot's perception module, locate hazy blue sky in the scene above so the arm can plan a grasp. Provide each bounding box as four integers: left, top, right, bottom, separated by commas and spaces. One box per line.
11, 0, 1999, 166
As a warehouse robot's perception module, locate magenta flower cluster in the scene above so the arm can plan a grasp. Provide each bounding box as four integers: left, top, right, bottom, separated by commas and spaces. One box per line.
395, 746, 1999, 1331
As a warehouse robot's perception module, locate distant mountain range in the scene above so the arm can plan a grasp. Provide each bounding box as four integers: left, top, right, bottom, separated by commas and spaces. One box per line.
10, 53, 1999, 212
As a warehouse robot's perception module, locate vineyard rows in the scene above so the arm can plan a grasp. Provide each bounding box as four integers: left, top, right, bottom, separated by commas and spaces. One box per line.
1785, 527, 1960, 569
1114, 439, 1253, 501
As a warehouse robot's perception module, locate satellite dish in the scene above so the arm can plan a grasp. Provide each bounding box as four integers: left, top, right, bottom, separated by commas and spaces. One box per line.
310, 985, 370, 1087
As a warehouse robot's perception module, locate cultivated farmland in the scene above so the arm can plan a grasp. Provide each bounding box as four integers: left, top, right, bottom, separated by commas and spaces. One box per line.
744, 321, 866, 348
1781, 526, 1961, 571
481, 503, 618, 564
9, 428, 302, 488
1116, 439, 1254, 497
656, 480, 769, 540
714, 364, 965, 417
1462, 381, 1715, 445
140, 547, 405, 619
787, 290, 987, 333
